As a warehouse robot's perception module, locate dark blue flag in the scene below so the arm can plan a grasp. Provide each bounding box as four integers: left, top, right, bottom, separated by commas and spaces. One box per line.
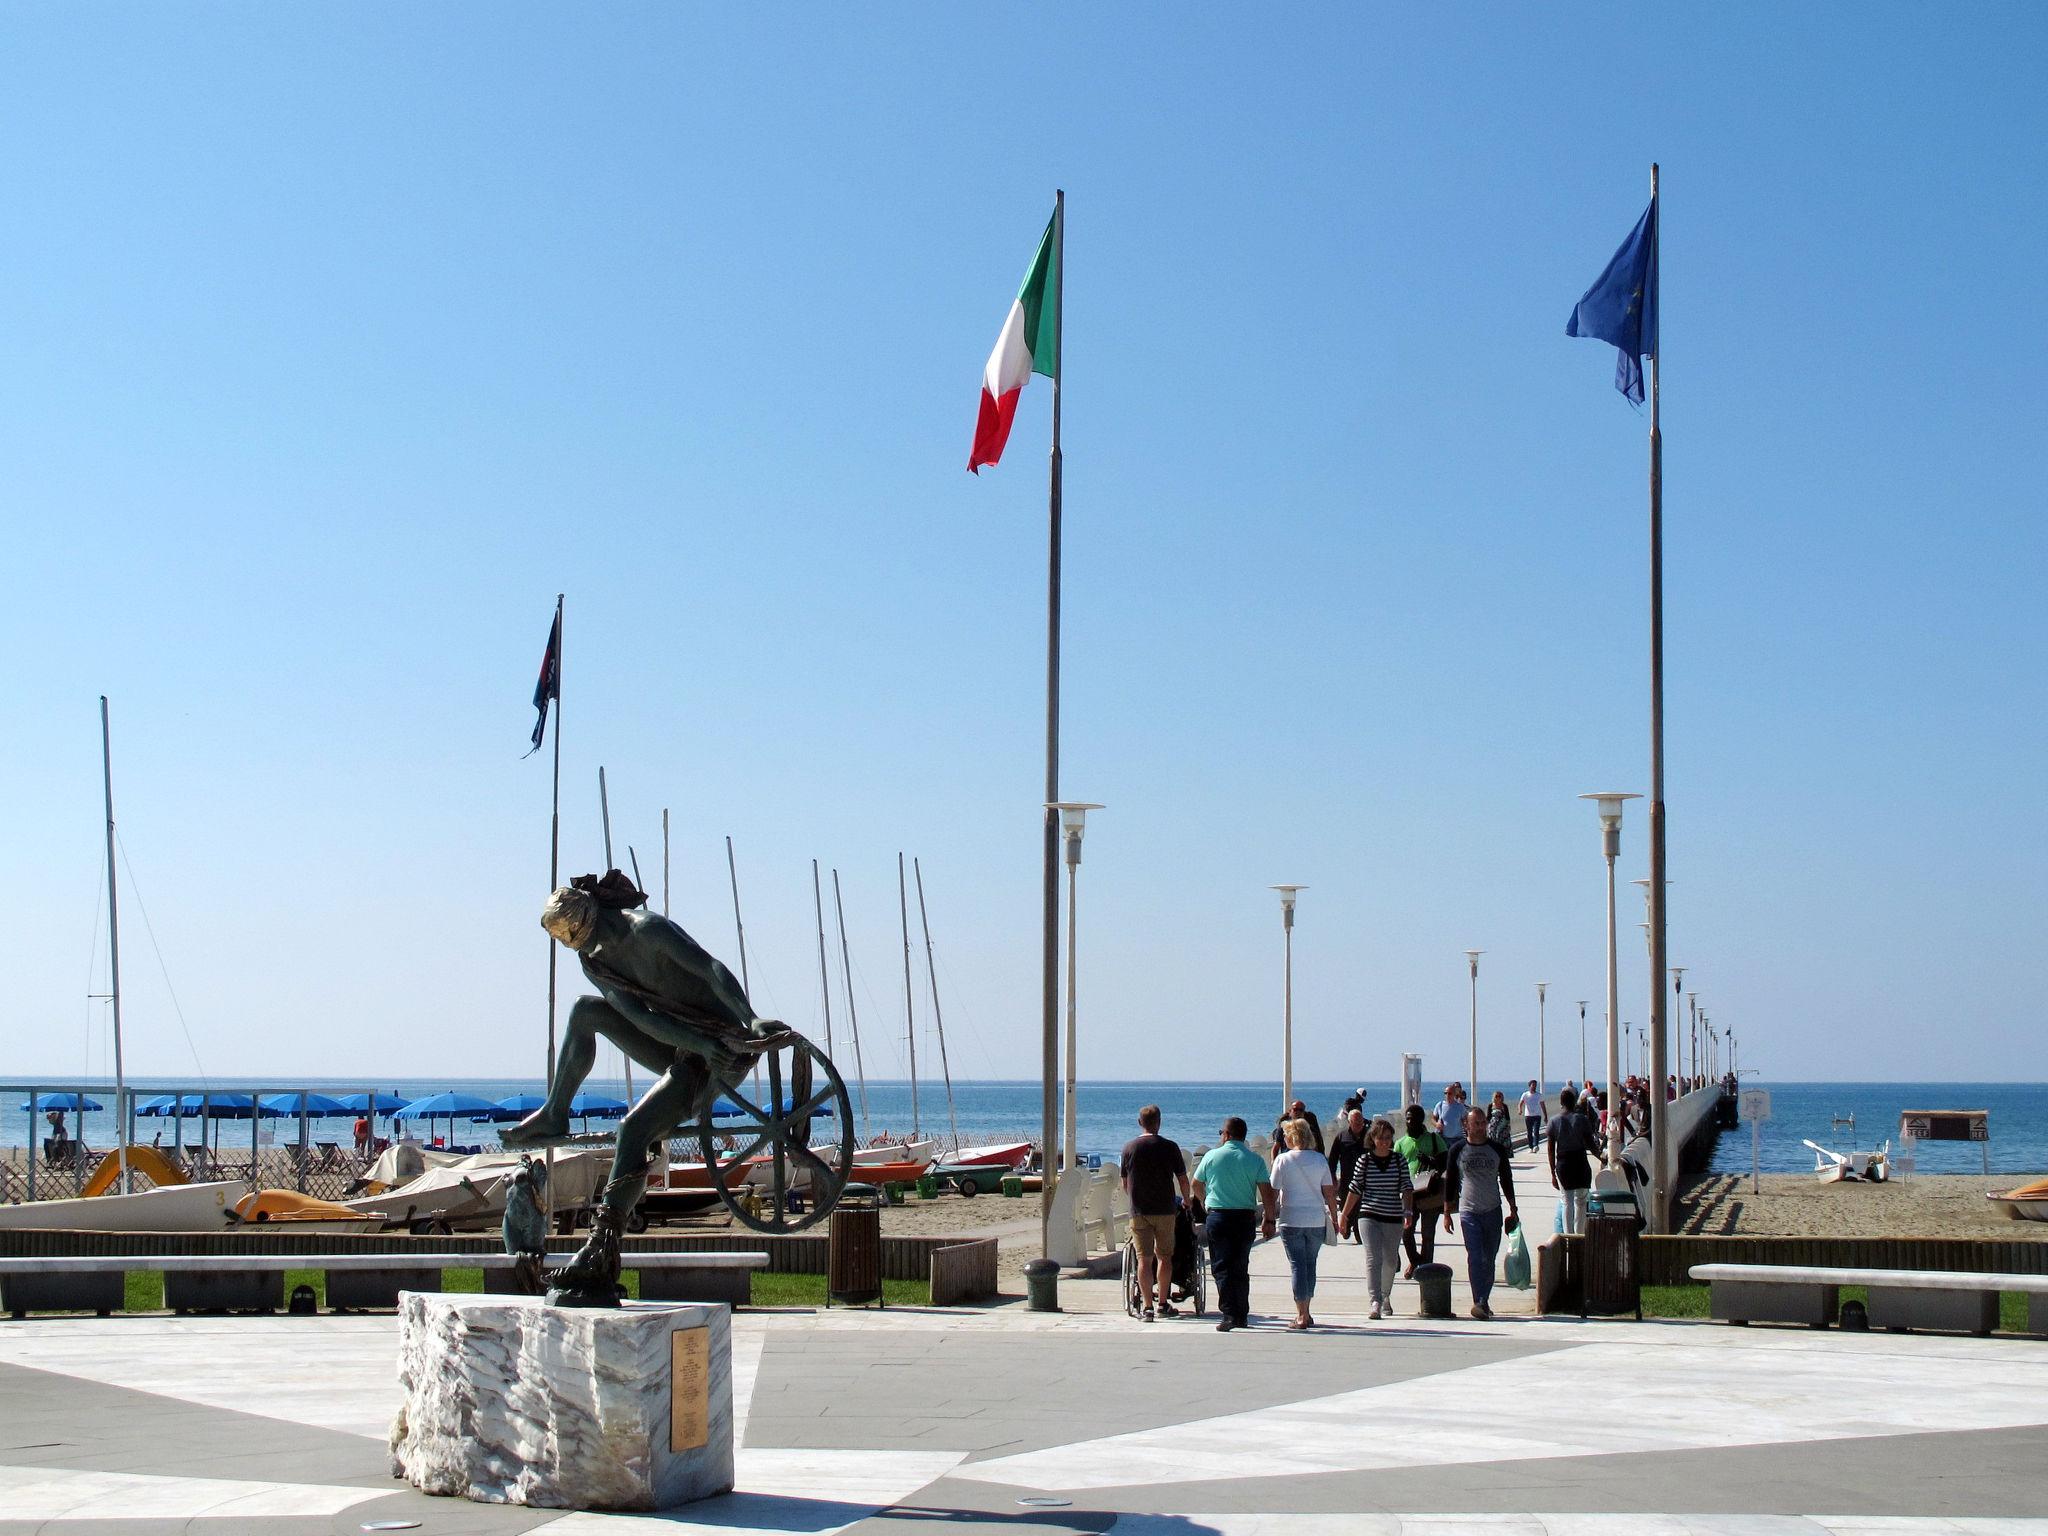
1567, 198, 1658, 404
527, 609, 560, 756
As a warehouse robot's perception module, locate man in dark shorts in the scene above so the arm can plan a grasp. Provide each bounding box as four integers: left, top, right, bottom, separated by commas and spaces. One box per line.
1547, 1085, 1600, 1234
1120, 1104, 1191, 1321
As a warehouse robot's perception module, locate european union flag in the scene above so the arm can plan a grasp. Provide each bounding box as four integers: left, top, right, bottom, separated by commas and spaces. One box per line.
1567, 198, 1658, 404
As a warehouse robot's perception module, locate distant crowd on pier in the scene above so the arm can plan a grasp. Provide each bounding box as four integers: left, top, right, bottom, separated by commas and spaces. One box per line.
1118, 1073, 1717, 1333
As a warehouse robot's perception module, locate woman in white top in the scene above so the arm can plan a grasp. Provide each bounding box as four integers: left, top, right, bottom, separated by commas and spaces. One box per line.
1269, 1118, 1338, 1331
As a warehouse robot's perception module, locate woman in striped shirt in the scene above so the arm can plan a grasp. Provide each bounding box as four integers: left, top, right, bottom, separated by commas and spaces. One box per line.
1337, 1115, 1414, 1319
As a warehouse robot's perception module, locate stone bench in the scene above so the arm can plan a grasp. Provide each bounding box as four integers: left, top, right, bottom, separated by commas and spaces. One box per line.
1690, 1262, 2048, 1336
0, 1252, 768, 1317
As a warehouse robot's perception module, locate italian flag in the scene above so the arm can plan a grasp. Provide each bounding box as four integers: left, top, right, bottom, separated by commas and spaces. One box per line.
968, 206, 1061, 473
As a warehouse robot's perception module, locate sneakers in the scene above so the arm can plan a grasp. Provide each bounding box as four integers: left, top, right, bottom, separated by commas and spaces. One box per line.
1368, 1304, 1382, 1320
1381, 1298, 1397, 1317
1142, 1307, 1155, 1322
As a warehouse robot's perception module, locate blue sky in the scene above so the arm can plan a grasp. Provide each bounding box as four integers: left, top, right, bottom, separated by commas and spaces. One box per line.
3, 6, 2042, 1088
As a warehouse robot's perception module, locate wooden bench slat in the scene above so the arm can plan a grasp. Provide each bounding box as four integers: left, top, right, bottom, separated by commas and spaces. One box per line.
1689, 1263, 2048, 1293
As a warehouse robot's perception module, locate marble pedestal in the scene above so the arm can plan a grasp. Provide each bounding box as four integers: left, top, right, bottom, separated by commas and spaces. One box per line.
389, 1293, 733, 1511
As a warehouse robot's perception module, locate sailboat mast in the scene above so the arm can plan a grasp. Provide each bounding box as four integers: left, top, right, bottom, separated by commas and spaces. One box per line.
99, 697, 129, 1195
897, 852, 918, 1140
810, 860, 835, 1059
831, 868, 870, 1140
725, 836, 751, 993
912, 857, 960, 1154
596, 770, 633, 1099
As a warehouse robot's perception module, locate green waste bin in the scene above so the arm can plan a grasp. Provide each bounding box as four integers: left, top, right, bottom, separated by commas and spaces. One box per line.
915, 1174, 938, 1200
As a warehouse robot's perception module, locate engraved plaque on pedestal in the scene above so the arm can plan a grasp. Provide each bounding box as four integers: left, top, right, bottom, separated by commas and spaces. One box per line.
671, 1326, 709, 1452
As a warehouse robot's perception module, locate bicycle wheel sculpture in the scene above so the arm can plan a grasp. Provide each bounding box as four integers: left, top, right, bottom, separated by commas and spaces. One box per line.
697, 1032, 855, 1234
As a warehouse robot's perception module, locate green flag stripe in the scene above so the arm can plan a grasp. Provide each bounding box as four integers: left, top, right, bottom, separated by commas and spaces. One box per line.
1016, 209, 1060, 382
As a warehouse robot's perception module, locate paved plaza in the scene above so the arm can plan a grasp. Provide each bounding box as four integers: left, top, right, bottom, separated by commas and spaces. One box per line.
2, 1246, 2044, 1536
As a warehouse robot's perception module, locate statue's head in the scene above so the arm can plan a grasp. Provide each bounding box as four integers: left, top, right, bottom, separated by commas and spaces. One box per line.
542, 885, 600, 950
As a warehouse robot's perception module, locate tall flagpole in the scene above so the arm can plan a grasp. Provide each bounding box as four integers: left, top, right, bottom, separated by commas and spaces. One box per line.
1039, 188, 1065, 1257
100, 697, 129, 1196
545, 593, 563, 1225
1646, 164, 1672, 1233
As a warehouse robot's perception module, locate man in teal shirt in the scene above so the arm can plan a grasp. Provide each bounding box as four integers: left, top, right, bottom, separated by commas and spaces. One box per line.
1192, 1116, 1277, 1332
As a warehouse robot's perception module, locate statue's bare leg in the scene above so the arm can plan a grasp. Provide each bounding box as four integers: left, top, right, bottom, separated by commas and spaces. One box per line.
599, 1059, 709, 1225
545, 1059, 712, 1303
504, 997, 672, 1148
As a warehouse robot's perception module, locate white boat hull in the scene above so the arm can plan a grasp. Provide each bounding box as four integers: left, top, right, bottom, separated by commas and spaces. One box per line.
0, 1180, 252, 1233
854, 1139, 937, 1168
1988, 1196, 2048, 1223
951, 1141, 1033, 1170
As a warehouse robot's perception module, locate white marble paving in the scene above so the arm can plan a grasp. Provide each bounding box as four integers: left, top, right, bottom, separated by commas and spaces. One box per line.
528, 1449, 964, 1533
0, 1313, 400, 1438
0, 1463, 384, 1520
956, 1336, 2048, 1490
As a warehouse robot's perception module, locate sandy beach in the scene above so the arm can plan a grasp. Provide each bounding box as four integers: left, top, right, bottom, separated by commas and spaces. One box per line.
1676, 1170, 2047, 1241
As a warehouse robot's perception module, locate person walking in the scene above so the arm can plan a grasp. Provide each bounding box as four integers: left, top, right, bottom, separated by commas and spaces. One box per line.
1270, 1119, 1338, 1331
1486, 1091, 1513, 1149
1431, 1084, 1466, 1142
1518, 1080, 1546, 1151
1547, 1085, 1598, 1235
1192, 1116, 1276, 1332
1394, 1102, 1448, 1277
1325, 1109, 1368, 1243
1120, 1104, 1192, 1322
1338, 1115, 1415, 1319
1270, 1099, 1325, 1157
1443, 1106, 1519, 1320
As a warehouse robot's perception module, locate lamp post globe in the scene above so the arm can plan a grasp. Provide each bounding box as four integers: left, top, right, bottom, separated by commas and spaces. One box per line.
1580, 792, 1639, 1168
1046, 802, 1102, 1182
1271, 886, 1306, 1115
1464, 949, 1483, 1105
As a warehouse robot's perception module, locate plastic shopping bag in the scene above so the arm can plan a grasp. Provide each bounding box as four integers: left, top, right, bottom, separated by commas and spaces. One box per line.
1553, 1200, 1566, 1235
1502, 1219, 1532, 1290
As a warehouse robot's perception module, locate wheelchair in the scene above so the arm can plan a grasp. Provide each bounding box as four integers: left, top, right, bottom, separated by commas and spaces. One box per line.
1122, 1201, 1207, 1318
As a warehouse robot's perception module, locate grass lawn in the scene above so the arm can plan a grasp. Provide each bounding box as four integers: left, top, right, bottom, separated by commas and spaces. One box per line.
1643, 1281, 2031, 1334
120, 1266, 933, 1312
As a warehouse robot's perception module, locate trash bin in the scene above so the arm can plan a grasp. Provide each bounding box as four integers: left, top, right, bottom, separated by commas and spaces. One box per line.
828, 1183, 883, 1307
1024, 1257, 1061, 1313
1581, 1207, 1640, 1318
1414, 1262, 1454, 1319
1001, 1175, 1024, 1198
915, 1174, 938, 1200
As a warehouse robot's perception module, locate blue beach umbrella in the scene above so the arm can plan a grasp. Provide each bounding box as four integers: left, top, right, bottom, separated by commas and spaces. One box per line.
480, 1093, 547, 1123
711, 1095, 832, 1120
393, 1091, 498, 1120
189, 1093, 285, 1120
261, 1092, 352, 1117
19, 1092, 104, 1112
135, 1094, 207, 1116
336, 1091, 411, 1116
569, 1092, 628, 1120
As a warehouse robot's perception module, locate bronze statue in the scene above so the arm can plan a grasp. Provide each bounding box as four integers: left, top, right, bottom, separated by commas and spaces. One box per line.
501, 1154, 549, 1295
506, 870, 852, 1305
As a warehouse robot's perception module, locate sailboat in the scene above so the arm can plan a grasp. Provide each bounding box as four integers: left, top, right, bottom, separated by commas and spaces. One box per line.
0, 700, 252, 1232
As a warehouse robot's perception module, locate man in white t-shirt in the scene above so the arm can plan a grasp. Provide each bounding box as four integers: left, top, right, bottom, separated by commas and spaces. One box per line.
1518, 1080, 1547, 1151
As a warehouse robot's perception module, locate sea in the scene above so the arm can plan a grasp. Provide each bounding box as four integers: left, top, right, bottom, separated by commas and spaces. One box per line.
3, 1077, 2043, 1176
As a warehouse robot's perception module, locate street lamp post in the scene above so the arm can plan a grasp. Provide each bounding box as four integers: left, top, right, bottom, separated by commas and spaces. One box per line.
1536, 983, 1549, 1104
1669, 967, 1686, 1089
1464, 949, 1483, 1105
1576, 1000, 1589, 1087
1580, 792, 1639, 1168
1688, 992, 1699, 1084
1271, 886, 1306, 1115
1048, 802, 1102, 1181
